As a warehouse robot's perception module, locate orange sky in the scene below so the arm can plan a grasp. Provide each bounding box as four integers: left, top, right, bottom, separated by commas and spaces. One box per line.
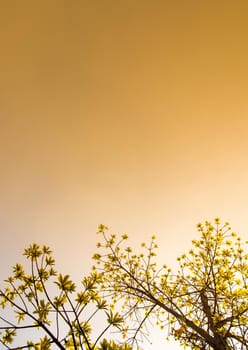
1, 1, 248, 348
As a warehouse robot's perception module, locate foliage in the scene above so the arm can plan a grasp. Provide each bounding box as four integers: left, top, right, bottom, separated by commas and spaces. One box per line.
0, 244, 132, 350
93, 220, 248, 350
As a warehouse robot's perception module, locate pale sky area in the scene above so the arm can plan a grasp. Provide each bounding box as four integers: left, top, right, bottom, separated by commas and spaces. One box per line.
1, 1, 248, 349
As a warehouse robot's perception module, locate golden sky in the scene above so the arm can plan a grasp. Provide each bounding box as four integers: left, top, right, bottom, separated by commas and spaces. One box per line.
1, 1, 248, 348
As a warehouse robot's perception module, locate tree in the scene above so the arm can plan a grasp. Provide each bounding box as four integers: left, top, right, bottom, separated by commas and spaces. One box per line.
0, 243, 132, 350
93, 220, 248, 350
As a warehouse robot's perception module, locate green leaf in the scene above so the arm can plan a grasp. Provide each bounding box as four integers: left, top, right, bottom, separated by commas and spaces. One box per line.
13, 263, 25, 280
2, 329, 16, 344
54, 274, 76, 292
106, 310, 123, 328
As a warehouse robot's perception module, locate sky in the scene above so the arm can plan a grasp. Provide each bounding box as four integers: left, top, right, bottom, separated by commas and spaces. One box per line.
1, 1, 248, 348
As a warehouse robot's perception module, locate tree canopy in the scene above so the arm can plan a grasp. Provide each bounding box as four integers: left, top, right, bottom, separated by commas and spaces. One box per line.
0, 243, 131, 350
1, 219, 248, 350
93, 219, 248, 350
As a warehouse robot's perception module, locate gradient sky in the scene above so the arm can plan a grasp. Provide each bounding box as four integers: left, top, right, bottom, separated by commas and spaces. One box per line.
1, 1, 248, 348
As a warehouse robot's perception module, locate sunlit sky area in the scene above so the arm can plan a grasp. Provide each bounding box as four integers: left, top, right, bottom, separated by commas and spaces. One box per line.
1, 1, 248, 348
